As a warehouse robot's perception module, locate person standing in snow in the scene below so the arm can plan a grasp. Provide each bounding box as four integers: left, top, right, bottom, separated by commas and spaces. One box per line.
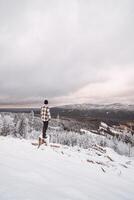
38, 99, 51, 148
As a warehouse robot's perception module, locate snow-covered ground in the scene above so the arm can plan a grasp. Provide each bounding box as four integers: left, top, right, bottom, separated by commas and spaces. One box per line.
0, 136, 134, 200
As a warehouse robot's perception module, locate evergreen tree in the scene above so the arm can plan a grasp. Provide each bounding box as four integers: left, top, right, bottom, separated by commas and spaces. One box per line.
1, 118, 10, 136
17, 116, 28, 138
29, 110, 35, 132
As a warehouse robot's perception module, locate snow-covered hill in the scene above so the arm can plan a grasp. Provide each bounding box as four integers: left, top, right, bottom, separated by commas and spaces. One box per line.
0, 137, 134, 200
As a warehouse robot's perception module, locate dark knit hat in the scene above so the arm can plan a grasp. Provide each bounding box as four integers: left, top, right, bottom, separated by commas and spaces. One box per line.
44, 99, 48, 104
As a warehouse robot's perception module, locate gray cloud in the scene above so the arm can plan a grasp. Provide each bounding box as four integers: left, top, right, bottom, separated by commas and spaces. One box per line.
0, 0, 134, 107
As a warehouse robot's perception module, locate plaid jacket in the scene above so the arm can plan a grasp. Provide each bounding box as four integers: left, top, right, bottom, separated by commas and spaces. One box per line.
41, 105, 51, 121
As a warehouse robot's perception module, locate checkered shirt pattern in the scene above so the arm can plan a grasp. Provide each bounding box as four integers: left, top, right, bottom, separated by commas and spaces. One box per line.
41, 106, 51, 121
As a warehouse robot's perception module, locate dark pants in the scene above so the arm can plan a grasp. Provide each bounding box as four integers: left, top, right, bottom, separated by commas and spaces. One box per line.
43, 121, 48, 138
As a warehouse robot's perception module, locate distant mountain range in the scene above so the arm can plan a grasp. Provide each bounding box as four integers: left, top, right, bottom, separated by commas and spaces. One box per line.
0, 103, 134, 124
0, 103, 134, 112
59, 103, 134, 111
51, 103, 134, 123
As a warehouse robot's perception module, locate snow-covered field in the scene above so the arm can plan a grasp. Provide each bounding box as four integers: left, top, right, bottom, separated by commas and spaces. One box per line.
0, 136, 134, 200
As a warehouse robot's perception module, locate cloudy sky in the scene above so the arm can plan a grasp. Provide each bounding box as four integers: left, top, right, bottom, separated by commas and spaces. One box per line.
0, 0, 134, 107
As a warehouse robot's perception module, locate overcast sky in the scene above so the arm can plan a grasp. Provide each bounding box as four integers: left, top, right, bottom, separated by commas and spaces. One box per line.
0, 0, 134, 107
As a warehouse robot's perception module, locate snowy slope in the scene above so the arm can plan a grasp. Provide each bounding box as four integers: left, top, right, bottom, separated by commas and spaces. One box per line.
0, 137, 134, 200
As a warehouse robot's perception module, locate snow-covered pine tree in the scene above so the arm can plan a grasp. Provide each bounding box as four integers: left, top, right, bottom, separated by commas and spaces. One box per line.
12, 114, 20, 137
29, 110, 34, 131
1, 118, 10, 136
17, 115, 28, 139
0, 114, 3, 135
